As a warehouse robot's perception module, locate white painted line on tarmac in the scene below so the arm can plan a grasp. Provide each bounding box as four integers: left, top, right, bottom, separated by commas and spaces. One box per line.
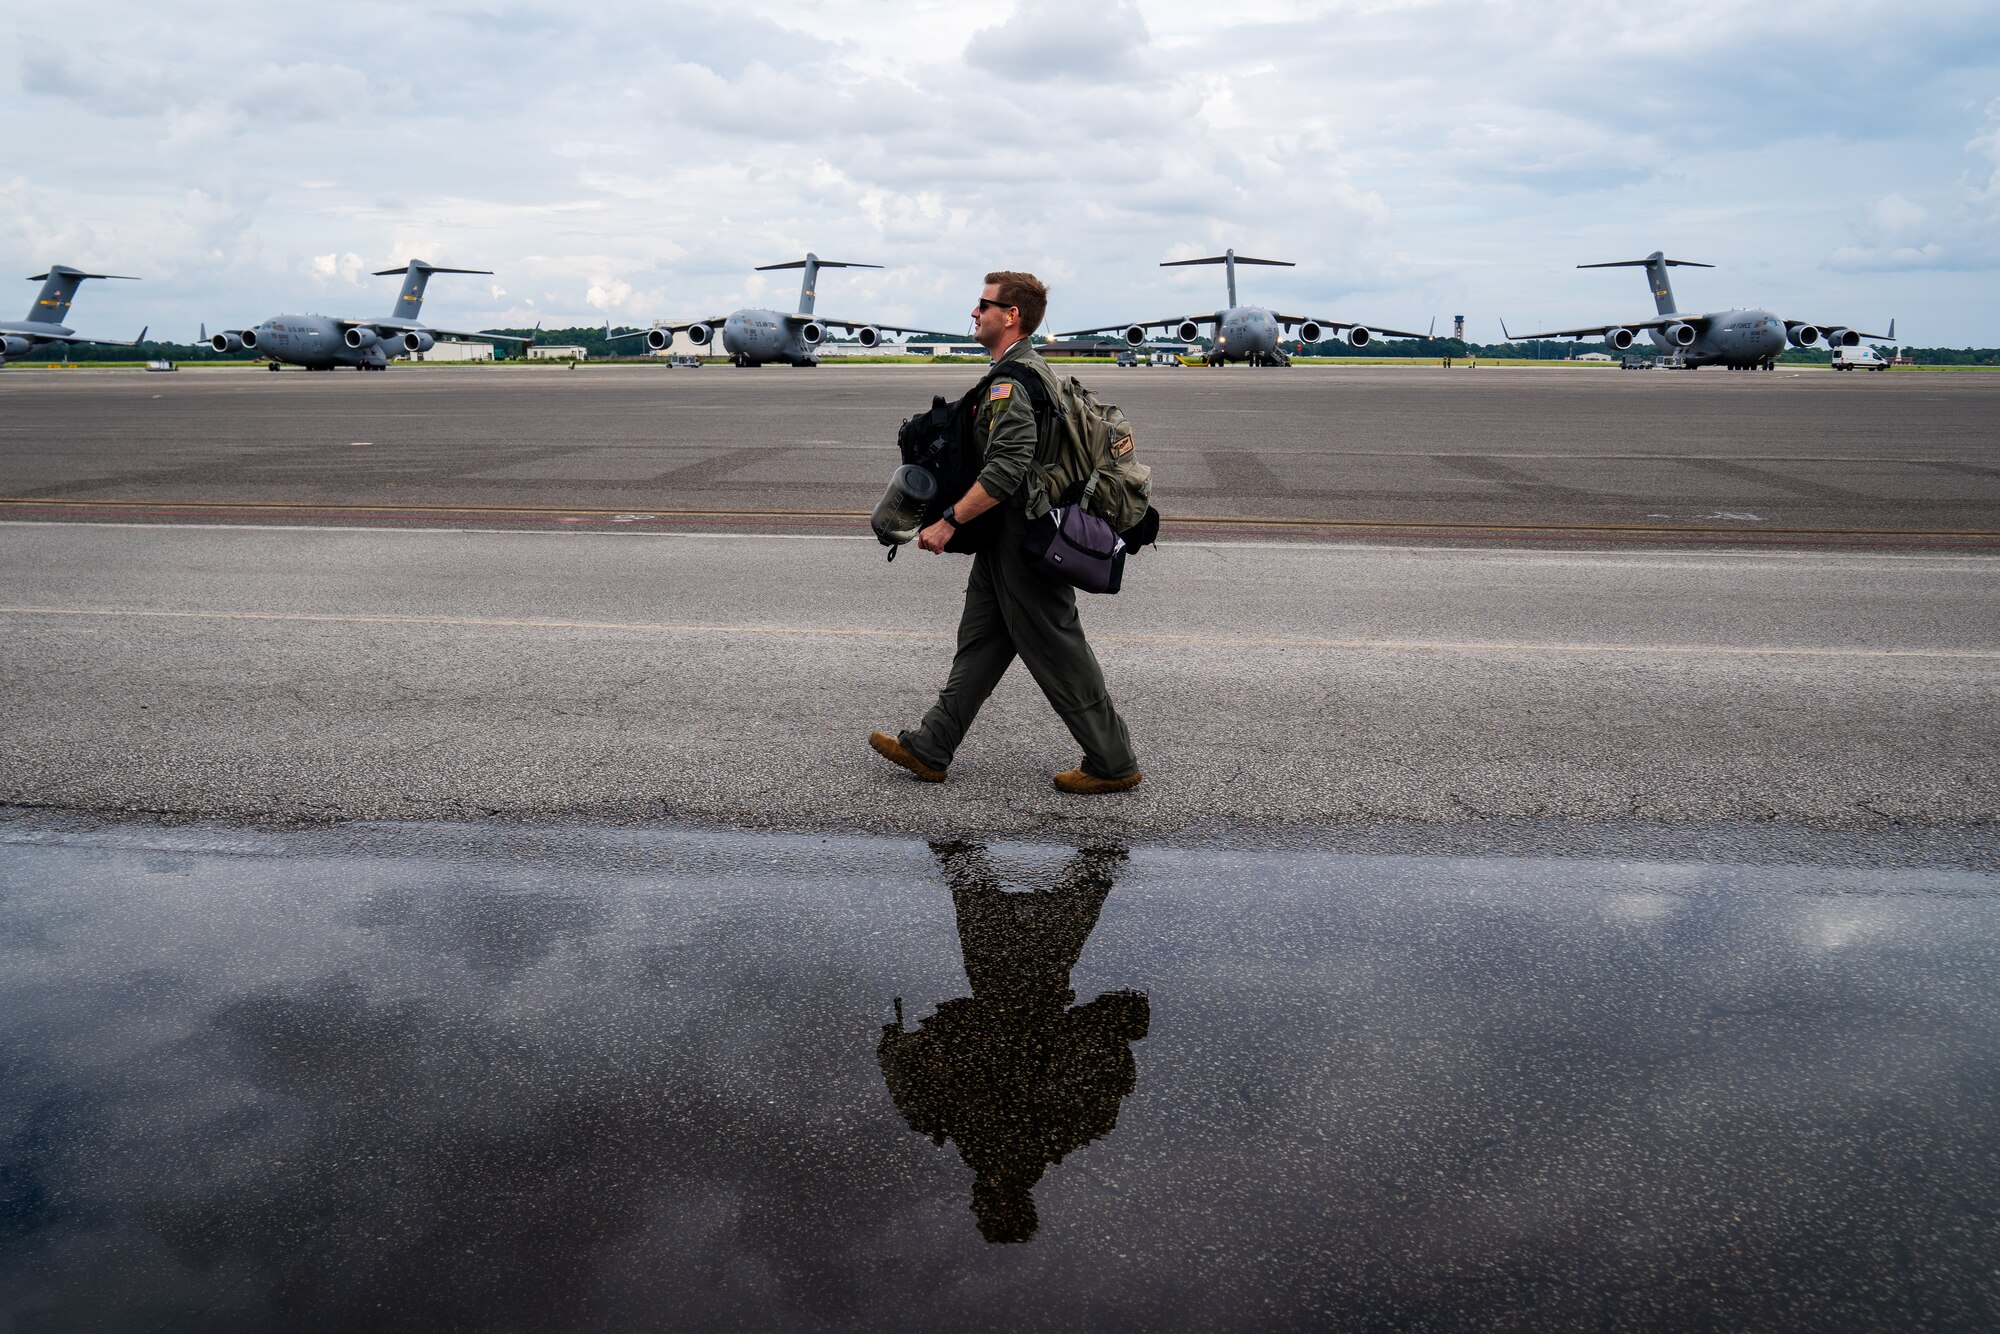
5, 519, 1998, 564
4, 604, 1997, 661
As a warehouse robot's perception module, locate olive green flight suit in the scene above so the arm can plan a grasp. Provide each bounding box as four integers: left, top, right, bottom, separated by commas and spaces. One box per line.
900, 340, 1139, 780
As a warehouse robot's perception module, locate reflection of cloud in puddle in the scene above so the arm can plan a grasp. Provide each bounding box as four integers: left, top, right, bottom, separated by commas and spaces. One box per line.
1604, 892, 1681, 923
1797, 903, 1894, 953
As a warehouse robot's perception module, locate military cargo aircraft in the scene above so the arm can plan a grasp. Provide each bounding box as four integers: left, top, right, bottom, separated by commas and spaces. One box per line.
609, 254, 953, 366
0, 266, 146, 368
1502, 252, 1894, 371
204, 260, 533, 371
1057, 248, 1430, 366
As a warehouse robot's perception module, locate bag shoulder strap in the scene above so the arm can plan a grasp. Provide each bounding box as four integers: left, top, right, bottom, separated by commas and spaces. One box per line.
984, 361, 1061, 466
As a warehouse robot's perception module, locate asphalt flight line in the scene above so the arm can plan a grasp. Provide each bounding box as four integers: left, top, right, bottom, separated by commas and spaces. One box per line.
3, 497, 1998, 548
4, 605, 1997, 661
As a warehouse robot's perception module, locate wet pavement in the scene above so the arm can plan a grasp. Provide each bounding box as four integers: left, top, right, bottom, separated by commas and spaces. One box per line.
2, 813, 1997, 1332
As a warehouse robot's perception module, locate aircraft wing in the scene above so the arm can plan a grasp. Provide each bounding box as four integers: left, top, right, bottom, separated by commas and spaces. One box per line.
60, 327, 150, 348
1795, 318, 1896, 341
604, 317, 727, 342
1053, 315, 1214, 338
1277, 314, 1432, 340
341, 317, 536, 345
425, 327, 536, 344
810, 317, 962, 338
1501, 314, 1712, 341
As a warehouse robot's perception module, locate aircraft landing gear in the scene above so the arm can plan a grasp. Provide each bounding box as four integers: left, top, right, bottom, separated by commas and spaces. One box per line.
266, 361, 281, 372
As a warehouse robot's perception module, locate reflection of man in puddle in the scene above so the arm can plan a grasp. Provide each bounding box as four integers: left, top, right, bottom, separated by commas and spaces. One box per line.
878, 842, 1148, 1243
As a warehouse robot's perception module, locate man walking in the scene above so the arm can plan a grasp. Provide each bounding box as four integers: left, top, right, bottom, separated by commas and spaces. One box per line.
869, 271, 1141, 794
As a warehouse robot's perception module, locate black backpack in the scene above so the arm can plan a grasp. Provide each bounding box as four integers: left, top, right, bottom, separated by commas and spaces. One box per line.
893, 362, 1033, 554
893, 362, 1160, 556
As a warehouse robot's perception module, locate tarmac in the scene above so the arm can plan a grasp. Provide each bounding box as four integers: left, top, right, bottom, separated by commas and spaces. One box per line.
2, 521, 1995, 839
4, 363, 1998, 543
3, 364, 1997, 837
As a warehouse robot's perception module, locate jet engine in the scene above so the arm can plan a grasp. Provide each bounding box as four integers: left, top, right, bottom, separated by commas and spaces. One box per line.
1175, 319, 1203, 343
856, 326, 884, 348
1603, 327, 1636, 352
343, 326, 380, 350
798, 321, 826, 346
1824, 326, 1859, 348
685, 323, 713, 346
209, 331, 245, 353
0, 335, 30, 359
1662, 322, 1697, 347
1297, 320, 1326, 344
1123, 325, 1148, 347
400, 330, 435, 354
644, 327, 673, 352
1344, 326, 1373, 348
1787, 323, 1821, 349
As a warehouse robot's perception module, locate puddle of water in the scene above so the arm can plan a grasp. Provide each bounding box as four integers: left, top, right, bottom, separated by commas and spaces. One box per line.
1, 820, 1995, 1331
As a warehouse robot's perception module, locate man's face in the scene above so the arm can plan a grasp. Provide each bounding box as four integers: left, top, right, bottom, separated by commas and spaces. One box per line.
971, 283, 1016, 350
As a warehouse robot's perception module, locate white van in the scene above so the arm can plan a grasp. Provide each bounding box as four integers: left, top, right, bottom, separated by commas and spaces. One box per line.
1832, 346, 1889, 371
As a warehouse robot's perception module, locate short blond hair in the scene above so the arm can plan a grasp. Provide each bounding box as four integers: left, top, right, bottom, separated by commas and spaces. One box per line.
984, 270, 1048, 337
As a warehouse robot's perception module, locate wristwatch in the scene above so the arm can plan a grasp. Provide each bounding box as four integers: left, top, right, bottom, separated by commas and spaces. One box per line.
941, 506, 961, 529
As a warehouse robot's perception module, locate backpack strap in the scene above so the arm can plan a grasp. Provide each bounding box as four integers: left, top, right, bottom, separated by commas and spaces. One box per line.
985, 362, 1059, 465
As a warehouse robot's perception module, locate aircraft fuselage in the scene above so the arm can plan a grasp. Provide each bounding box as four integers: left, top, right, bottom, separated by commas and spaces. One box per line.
1657, 308, 1788, 368
252, 314, 391, 370
1208, 305, 1285, 365
721, 309, 820, 366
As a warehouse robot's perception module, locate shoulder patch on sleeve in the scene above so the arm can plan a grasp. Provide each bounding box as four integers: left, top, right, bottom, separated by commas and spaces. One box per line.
988, 382, 1013, 401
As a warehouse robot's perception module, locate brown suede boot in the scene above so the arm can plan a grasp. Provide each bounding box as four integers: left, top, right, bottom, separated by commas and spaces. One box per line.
1053, 768, 1143, 795
870, 731, 946, 783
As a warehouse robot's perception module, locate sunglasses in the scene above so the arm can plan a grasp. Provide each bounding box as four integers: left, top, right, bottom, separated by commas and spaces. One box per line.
975, 298, 1016, 313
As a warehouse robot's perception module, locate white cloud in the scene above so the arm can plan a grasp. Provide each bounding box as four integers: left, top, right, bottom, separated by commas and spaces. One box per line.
232, 62, 375, 124
1828, 194, 1954, 272
1965, 97, 2000, 217
311, 252, 368, 282
966, 0, 1151, 83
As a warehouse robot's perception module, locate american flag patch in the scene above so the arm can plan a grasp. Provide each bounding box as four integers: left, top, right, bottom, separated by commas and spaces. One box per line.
989, 382, 1012, 401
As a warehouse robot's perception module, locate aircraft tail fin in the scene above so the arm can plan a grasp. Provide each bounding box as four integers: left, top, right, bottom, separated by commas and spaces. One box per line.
23, 266, 138, 326
1160, 249, 1293, 309
1577, 251, 1713, 316
755, 254, 882, 315
372, 260, 493, 320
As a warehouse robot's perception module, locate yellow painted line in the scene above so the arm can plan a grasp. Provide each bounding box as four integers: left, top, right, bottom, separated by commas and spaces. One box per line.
2, 496, 1995, 540
1, 605, 1994, 661
0, 605, 930, 641
1167, 514, 2000, 539
0, 497, 856, 520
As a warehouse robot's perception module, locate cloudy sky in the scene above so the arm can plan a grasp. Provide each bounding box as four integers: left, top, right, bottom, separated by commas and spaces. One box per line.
5, 1, 1997, 344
